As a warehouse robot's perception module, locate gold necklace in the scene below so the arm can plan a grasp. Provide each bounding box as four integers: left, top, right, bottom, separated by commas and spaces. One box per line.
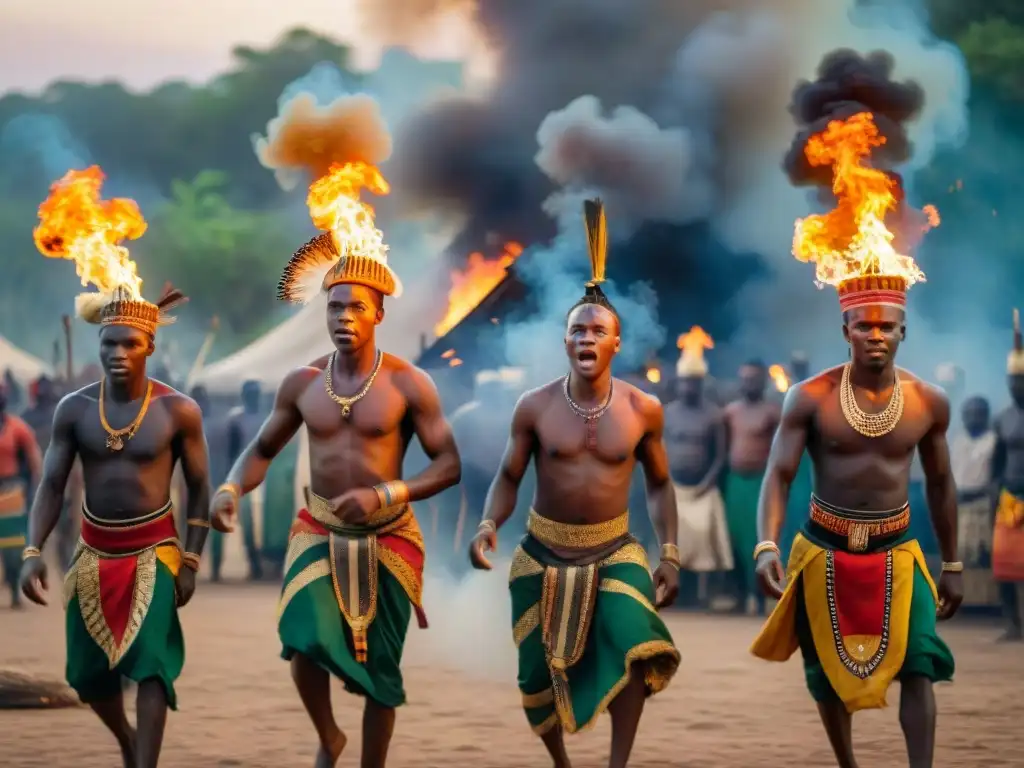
324, 349, 384, 418
840, 363, 903, 438
563, 374, 614, 449
99, 378, 154, 451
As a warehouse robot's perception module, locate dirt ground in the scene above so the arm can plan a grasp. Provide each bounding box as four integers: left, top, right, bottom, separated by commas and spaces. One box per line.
1, 578, 1021, 768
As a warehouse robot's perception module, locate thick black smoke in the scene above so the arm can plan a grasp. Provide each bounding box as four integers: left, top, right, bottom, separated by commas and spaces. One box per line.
784, 49, 925, 189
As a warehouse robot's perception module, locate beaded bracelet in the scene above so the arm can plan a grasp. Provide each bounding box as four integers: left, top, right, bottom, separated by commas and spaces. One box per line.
752, 540, 780, 561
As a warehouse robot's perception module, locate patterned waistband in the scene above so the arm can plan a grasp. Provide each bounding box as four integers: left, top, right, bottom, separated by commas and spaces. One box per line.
527, 510, 629, 551
80, 501, 178, 556
308, 491, 408, 533
0, 482, 25, 516
809, 496, 910, 553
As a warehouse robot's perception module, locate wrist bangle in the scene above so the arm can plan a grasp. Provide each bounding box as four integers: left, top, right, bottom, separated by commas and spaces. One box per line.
478, 519, 497, 534
217, 483, 241, 501
182, 552, 201, 572
753, 541, 780, 561
374, 480, 409, 509
187, 518, 211, 528
660, 543, 682, 569
21, 546, 41, 561
941, 561, 963, 573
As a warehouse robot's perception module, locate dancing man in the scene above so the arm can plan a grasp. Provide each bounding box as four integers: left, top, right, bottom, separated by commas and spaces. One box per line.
750, 270, 961, 768
0, 381, 41, 607
211, 230, 461, 767
664, 327, 730, 605
21, 282, 209, 768
992, 309, 1024, 640
469, 200, 680, 768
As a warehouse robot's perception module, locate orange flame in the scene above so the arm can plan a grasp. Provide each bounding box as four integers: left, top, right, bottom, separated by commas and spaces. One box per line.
307, 161, 390, 259
792, 112, 935, 287
434, 242, 523, 337
33, 166, 146, 296
768, 364, 790, 393
646, 367, 662, 384
677, 325, 714, 354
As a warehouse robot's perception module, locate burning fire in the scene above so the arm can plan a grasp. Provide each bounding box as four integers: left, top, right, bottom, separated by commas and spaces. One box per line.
646, 367, 662, 384
768, 364, 790, 393
792, 112, 936, 287
33, 166, 146, 296
677, 325, 714, 354
307, 162, 390, 259
435, 242, 523, 337
440, 348, 462, 367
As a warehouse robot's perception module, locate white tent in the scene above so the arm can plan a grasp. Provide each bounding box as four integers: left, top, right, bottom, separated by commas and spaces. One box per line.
0, 335, 51, 385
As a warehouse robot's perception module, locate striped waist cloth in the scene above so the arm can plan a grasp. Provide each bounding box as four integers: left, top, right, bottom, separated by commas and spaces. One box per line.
809, 495, 910, 553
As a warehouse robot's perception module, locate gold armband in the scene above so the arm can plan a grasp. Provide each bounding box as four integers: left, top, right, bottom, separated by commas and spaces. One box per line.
941, 561, 964, 573
182, 552, 202, 572
752, 540, 781, 561
21, 546, 41, 561
216, 483, 241, 501
373, 480, 409, 509
187, 518, 211, 529
660, 543, 682, 570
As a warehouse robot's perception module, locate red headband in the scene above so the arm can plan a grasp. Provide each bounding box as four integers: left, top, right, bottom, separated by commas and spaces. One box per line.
837, 275, 907, 313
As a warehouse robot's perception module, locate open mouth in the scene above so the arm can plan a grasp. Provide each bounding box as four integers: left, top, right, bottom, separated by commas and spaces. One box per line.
577, 350, 597, 363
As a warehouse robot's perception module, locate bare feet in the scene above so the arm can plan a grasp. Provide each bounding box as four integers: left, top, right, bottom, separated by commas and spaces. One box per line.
314, 729, 346, 768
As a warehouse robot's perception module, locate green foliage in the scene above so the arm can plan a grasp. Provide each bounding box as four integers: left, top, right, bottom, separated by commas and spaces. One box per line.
957, 18, 1024, 103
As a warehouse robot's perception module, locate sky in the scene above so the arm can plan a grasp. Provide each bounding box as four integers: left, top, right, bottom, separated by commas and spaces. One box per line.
1, 0, 477, 94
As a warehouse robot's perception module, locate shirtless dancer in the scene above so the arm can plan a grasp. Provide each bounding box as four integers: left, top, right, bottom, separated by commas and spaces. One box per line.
991, 310, 1024, 640
751, 274, 961, 768
723, 360, 781, 613
664, 327, 730, 604
0, 382, 41, 607
21, 282, 209, 768
469, 200, 680, 768
212, 231, 460, 767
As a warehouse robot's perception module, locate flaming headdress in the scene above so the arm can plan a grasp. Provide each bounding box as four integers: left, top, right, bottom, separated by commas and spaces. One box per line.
792, 112, 937, 313
34, 166, 185, 336
254, 89, 402, 304
1008, 309, 1024, 375
676, 326, 713, 377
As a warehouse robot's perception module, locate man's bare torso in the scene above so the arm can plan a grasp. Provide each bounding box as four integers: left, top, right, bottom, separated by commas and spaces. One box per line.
66, 380, 186, 517
664, 400, 719, 486
527, 377, 653, 525
995, 405, 1024, 495
801, 366, 938, 510
725, 399, 780, 474
293, 354, 414, 498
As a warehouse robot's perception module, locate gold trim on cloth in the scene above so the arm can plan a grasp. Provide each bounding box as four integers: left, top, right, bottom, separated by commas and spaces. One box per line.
277, 559, 331, 620
522, 688, 554, 708
75, 548, 158, 669
514, 603, 541, 647
527, 510, 629, 551
284, 531, 329, 575
0, 535, 26, 548
0, 486, 25, 516
598, 578, 657, 616
809, 498, 910, 553
509, 545, 545, 583
533, 712, 559, 736
997, 489, 1024, 528
329, 533, 379, 664
541, 563, 599, 729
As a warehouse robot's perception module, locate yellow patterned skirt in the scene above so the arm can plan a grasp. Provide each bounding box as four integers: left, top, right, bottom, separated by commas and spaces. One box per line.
510, 511, 680, 735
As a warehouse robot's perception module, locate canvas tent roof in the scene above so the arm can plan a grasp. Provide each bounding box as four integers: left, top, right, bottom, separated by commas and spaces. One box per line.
195, 294, 429, 395
0, 335, 51, 385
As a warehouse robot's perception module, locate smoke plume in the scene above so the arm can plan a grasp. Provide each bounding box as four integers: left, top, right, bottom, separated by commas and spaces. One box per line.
252, 67, 392, 191
360, 0, 969, 366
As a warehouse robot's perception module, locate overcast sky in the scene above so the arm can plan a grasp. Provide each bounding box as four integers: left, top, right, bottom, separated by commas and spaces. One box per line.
2, 0, 473, 94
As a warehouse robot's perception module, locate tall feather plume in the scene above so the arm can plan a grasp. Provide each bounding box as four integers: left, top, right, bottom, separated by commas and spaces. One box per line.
278, 233, 340, 304
583, 198, 607, 287
74, 292, 110, 325
1015, 308, 1022, 352
156, 281, 188, 325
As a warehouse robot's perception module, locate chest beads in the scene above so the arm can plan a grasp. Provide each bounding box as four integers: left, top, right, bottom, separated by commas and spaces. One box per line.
324, 350, 384, 419
99, 378, 154, 452
563, 374, 614, 450
840, 363, 904, 438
